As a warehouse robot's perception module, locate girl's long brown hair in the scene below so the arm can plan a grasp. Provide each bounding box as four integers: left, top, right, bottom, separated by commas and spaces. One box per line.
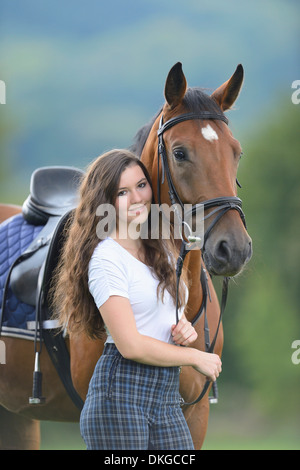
51, 149, 187, 340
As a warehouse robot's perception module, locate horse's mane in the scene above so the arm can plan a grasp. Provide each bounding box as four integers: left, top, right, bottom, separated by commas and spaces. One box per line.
130, 88, 225, 157
130, 108, 162, 157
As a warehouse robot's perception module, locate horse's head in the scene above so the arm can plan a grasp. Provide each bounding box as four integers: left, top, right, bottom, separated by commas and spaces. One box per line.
141, 62, 252, 277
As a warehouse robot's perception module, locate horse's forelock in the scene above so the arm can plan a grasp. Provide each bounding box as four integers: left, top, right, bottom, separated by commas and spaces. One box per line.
182, 87, 225, 116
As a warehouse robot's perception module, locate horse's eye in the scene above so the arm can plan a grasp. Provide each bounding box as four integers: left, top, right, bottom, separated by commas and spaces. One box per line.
173, 150, 186, 161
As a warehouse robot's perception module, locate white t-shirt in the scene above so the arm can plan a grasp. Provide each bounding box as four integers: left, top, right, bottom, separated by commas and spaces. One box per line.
88, 237, 185, 344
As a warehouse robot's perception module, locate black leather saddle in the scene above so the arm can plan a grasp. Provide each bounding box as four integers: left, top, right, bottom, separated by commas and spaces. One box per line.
22, 166, 84, 225
1, 166, 85, 409
10, 166, 84, 307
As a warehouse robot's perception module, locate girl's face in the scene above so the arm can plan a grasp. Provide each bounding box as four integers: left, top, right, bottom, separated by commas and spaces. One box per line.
115, 164, 152, 232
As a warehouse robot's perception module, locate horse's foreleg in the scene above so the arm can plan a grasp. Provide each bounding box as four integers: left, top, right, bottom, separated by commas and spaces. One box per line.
183, 396, 210, 450
0, 405, 40, 450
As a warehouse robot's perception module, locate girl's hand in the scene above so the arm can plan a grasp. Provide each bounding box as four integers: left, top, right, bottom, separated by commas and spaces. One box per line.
171, 314, 198, 346
193, 351, 222, 382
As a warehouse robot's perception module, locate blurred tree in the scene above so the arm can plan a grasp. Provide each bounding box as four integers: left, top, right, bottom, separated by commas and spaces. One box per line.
243, 102, 300, 300
220, 99, 300, 419
0, 112, 14, 199
0, 109, 26, 204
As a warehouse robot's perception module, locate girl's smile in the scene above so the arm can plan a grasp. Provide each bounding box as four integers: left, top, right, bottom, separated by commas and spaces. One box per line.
128, 204, 147, 216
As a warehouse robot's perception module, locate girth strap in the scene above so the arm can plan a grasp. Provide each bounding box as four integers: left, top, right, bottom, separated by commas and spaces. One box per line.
0, 234, 52, 337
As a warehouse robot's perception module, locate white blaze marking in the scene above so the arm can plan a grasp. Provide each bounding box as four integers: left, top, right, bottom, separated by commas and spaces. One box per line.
201, 124, 218, 142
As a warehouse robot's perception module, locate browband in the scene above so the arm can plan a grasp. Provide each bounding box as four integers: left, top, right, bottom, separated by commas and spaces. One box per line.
157, 111, 228, 137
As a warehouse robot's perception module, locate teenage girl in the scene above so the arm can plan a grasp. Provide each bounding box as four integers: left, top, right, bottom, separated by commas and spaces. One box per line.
52, 149, 222, 450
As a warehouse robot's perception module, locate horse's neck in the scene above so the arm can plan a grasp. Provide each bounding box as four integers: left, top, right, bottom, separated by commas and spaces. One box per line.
184, 249, 203, 323
140, 115, 160, 176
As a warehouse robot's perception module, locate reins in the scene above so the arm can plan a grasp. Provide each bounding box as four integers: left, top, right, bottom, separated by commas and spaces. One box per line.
156, 111, 247, 406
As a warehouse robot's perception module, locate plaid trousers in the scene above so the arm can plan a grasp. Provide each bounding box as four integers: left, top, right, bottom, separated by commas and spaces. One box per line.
80, 343, 194, 450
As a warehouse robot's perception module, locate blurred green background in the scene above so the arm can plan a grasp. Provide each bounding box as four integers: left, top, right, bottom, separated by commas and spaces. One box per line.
1, 0, 299, 450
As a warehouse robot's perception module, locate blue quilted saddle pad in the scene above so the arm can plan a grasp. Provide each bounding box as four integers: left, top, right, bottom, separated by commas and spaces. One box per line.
0, 213, 43, 329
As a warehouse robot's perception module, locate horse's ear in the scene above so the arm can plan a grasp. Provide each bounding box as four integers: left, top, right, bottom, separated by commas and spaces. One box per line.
211, 64, 244, 111
164, 62, 187, 109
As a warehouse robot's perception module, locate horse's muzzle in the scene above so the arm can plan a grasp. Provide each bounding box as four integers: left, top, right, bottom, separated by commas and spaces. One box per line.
203, 231, 252, 277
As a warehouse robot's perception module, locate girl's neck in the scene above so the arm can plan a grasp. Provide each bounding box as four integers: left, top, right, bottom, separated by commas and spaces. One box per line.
110, 229, 144, 256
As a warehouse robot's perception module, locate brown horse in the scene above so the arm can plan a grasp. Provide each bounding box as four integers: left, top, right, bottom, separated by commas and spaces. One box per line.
0, 63, 252, 450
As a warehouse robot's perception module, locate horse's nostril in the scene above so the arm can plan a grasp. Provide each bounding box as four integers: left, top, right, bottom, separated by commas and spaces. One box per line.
215, 240, 231, 263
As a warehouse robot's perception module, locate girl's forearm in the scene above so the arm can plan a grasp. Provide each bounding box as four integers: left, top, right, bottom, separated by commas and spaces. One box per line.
100, 297, 221, 381
117, 332, 221, 382
119, 333, 199, 368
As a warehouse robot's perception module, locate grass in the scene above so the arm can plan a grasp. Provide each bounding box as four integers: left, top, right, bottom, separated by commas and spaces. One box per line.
40, 420, 300, 451
40, 384, 300, 450
202, 432, 300, 450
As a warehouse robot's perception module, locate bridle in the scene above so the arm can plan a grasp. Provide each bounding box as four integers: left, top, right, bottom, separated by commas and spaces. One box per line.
156, 110, 247, 406
157, 111, 246, 244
